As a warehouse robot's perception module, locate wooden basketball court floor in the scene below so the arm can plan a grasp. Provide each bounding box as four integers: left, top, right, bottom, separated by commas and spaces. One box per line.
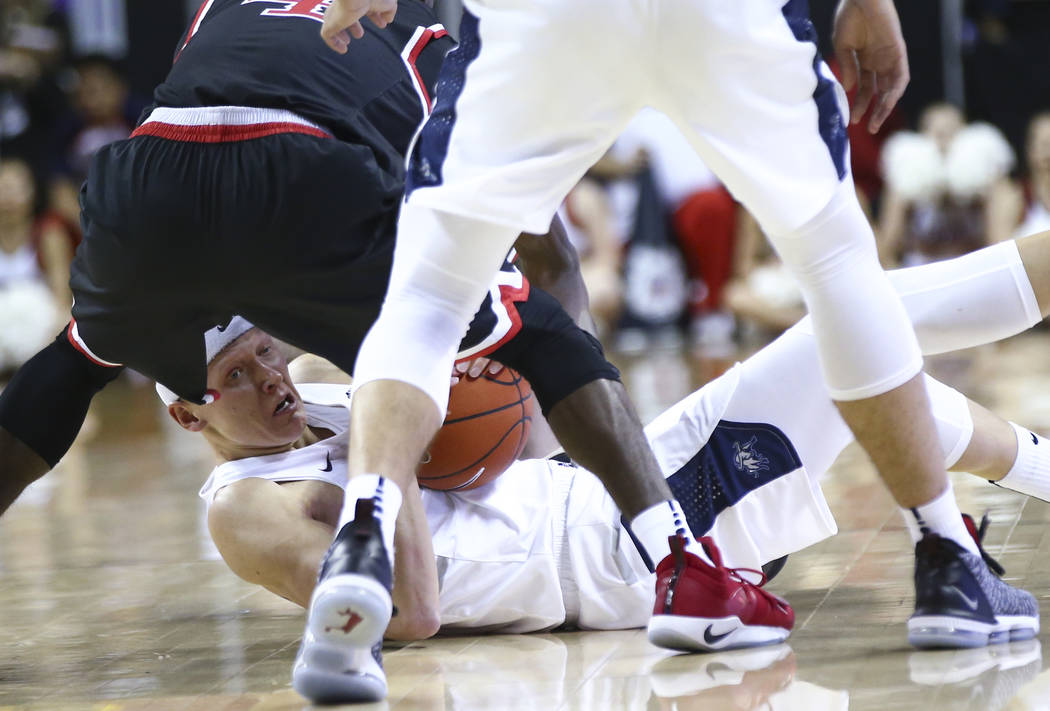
2, 334, 1050, 711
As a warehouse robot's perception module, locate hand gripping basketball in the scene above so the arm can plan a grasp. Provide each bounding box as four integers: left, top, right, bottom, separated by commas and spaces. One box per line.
417, 368, 534, 491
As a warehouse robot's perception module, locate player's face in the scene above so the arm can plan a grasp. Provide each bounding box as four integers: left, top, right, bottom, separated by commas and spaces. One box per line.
198, 330, 308, 448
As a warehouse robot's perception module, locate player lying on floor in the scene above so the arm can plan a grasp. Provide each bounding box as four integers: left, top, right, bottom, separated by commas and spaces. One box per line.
167, 230, 1050, 647
0, 4, 692, 645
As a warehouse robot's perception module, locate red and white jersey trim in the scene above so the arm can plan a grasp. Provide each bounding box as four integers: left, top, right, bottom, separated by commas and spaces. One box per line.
401, 23, 449, 116
176, 0, 217, 61
132, 106, 332, 142
67, 318, 122, 368
401, 23, 448, 176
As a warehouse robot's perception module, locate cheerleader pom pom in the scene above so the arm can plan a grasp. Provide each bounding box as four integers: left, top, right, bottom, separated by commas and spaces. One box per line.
880, 131, 946, 203
945, 122, 1016, 200
0, 280, 59, 371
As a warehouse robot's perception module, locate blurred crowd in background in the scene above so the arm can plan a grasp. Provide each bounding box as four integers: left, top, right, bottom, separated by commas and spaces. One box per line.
3, 0, 1050, 378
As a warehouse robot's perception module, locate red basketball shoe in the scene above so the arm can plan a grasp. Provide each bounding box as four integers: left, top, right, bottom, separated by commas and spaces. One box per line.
648, 534, 794, 651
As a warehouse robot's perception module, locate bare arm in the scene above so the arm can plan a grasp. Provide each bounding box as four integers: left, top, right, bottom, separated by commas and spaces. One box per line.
385, 478, 440, 640
514, 215, 596, 334
288, 353, 350, 385
283, 355, 441, 638
832, 0, 909, 133
207, 474, 440, 639
320, 0, 397, 52
207, 478, 337, 607
513, 215, 602, 459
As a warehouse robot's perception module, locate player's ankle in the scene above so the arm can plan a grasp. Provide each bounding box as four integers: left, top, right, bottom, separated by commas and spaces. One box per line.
901, 483, 979, 556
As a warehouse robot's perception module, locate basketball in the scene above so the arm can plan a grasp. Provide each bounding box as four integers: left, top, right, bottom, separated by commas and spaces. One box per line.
417, 367, 534, 491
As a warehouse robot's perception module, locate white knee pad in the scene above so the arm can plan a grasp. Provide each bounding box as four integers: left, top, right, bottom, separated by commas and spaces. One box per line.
352, 205, 520, 416
768, 183, 922, 400
924, 375, 974, 469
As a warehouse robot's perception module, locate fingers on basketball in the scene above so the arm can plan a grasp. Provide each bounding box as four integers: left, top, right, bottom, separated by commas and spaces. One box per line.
417, 367, 533, 491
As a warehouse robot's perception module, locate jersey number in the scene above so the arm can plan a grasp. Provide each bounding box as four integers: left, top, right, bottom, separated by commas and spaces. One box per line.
241, 0, 334, 22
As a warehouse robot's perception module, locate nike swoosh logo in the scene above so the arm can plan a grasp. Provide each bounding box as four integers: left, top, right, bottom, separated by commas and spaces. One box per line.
1032, 432, 1039, 445
703, 624, 734, 645
946, 585, 981, 611
320, 452, 332, 473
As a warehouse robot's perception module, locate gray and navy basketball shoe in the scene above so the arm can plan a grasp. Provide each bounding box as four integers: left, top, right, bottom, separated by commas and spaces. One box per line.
908, 514, 1039, 649
292, 499, 393, 703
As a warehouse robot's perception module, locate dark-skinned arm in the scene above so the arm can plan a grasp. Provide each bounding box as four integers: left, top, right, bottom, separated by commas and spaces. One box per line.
513, 214, 598, 335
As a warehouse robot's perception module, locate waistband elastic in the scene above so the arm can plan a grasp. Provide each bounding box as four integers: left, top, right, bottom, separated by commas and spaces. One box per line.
131, 105, 332, 143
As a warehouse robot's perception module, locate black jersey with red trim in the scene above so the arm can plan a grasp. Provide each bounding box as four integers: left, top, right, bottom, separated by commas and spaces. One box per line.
156, 0, 450, 169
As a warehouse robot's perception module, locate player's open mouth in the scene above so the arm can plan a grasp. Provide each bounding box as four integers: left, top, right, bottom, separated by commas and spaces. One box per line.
274, 394, 296, 416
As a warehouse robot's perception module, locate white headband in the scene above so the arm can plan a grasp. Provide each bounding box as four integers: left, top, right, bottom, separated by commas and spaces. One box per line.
155, 316, 256, 405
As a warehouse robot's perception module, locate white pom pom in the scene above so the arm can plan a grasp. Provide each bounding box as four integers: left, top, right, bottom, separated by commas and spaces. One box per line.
945, 123, 1016, 200
0, 280, 58, 371
880, 132, 945, 202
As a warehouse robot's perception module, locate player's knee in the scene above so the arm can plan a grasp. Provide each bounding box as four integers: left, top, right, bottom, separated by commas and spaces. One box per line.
769, 186, 878, 284
0, 330, 123, 468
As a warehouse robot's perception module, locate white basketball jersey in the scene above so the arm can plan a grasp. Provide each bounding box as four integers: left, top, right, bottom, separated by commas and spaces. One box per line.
198, 374, 841, 633
196, 383, 589, 631
198, 388, 351, 503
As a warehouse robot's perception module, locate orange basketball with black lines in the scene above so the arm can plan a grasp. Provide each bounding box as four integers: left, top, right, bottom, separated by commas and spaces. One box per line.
417, 367, 533, 491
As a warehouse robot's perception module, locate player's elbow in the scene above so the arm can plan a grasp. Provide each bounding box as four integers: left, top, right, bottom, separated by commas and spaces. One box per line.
386, 606, 441, 641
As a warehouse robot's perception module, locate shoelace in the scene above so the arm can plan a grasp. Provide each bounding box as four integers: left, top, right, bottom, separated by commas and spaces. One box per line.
962, 512, 1006, 577
691, 536, 773, 589
727, 567, 769, 588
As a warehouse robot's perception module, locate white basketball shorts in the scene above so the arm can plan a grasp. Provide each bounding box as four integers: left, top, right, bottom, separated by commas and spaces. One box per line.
405, 0, 849, 237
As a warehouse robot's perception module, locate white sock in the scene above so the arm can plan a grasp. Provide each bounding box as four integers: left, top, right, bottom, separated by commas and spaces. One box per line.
630, 500, 713, 566
901, 482, 979, 556
338, 474, 403, 564
996, 423, 1050, 503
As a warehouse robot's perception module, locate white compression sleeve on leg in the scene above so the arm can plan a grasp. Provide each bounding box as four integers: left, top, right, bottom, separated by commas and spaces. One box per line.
885, 240, 1041, 354
796, 240, 1042, 355
923, 375, 975, 470
352, 204, 521, 416
768, 182, 922, 400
